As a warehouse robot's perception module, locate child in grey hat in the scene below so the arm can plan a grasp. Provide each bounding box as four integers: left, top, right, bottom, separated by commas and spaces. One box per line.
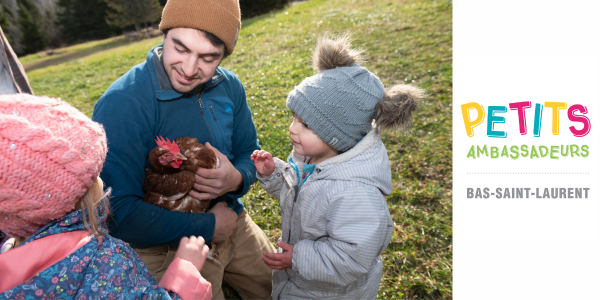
251, 35, 424, 300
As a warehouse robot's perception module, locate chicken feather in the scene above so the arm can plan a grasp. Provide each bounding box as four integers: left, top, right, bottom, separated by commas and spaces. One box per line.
142, 136, 218, 213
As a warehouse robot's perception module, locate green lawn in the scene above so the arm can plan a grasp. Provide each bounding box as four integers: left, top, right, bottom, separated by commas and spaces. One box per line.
27, 0, 452, 298
20, 32, 162, 71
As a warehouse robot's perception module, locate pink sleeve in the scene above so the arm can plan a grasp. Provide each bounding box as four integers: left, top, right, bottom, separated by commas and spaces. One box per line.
159, 257, 212, 300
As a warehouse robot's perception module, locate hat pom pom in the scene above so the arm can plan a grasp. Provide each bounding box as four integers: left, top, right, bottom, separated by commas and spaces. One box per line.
312, 34, 365, 72
375, 84, 425, 132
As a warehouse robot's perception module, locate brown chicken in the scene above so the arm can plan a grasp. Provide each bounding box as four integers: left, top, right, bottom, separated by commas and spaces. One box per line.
142, 136, 219, 213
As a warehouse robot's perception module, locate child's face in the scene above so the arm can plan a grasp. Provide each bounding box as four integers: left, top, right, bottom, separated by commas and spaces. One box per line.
289, 113, 338, 164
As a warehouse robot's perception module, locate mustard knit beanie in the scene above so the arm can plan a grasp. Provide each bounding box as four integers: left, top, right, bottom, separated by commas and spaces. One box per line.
159, 0, 241, 55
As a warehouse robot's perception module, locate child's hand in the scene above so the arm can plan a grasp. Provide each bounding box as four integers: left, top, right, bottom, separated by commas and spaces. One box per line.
250, 150, 275, 177
175, 236, 210, 272
262, 241, 293, 270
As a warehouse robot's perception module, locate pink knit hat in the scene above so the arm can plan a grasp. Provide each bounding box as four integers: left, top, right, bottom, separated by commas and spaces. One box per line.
0, 94, 107, 237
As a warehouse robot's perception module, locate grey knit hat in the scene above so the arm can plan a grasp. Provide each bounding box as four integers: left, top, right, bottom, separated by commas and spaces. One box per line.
287, 36, 385, 152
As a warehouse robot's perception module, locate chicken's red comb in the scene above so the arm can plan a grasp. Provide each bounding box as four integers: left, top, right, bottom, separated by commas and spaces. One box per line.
155, 136, 181, 155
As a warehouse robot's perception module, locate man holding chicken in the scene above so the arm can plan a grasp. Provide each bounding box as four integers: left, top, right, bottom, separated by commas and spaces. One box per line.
92, 0, 275, 299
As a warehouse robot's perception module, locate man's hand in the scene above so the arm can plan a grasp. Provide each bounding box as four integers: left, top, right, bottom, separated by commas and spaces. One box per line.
189, 142, 243, 201
207, 202, 237, 243
262, 241, 293, 270
175, 235, 210, 271
250, 150, 275, 177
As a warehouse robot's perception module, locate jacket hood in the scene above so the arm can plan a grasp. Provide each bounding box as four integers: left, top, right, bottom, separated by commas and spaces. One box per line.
288, 127, 393, 196
19, 197, 108, 248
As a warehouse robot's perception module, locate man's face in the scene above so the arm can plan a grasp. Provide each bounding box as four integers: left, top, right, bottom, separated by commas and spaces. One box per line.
162, 28, 225, 93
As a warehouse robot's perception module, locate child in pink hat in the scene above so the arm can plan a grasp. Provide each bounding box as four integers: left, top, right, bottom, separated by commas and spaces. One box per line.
0, 94, 212, 300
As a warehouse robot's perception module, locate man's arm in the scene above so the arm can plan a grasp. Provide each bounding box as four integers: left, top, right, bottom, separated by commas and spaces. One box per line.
93, 91, 218, 246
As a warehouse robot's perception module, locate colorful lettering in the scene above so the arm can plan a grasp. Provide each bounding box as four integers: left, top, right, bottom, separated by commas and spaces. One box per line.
461, 102, 485, 137
568, 104, 591, 137
487, 106, 507, 138
533, 103, 543, 137
510, 145, 519, 159
570, 144, 580, 157
500, 145, 509, 158
467, 145, 476, 159
520, 144, 529, 157
490, 146, 499, 158
530, 145, 539, 158
581, 145, 589, 157
544, 102, 567, 135
550, 145, 559, 159
477, 145, 488, 157
539, 145, 549, 158
509, 101, 531, 135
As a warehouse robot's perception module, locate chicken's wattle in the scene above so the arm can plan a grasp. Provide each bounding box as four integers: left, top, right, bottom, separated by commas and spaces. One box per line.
143, 136, 218, 214
171, 159, 183, 168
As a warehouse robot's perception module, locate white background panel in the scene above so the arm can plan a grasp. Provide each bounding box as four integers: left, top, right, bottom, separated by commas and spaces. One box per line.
454, 1, 600, 299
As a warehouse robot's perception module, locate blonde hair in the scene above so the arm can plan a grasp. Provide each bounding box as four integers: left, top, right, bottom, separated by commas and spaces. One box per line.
12, 177, 109, 248
75, 177, 110, 236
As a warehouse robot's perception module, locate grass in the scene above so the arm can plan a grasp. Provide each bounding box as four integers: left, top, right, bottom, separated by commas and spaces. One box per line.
26, 35, 163, 115
20, 31, 162, 71
26, 0, 452, 298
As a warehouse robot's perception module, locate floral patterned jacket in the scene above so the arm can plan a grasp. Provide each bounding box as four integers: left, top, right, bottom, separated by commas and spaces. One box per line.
0, 203, 207, 300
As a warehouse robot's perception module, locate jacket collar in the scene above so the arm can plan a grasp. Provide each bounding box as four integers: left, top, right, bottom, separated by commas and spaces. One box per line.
147, 45, 226, 101
320, 127, 380, 167
19, 200, 108, 248
287, 127, 392, 194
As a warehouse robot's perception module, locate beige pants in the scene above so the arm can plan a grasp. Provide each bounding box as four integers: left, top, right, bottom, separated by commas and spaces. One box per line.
135, 210, 275, 300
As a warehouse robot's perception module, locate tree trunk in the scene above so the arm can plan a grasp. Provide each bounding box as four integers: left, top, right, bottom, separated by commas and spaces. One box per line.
134, 21, 141, 35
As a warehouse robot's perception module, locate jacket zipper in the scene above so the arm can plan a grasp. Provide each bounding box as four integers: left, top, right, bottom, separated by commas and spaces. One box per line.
208, 105, 227, 148
286, 158, 313, 245
209, 106, 217, 120
197, 96, 218, 147
198, 97, 205, 114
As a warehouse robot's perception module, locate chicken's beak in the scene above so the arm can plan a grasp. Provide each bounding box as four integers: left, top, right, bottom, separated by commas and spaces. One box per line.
176, 154, 187, 160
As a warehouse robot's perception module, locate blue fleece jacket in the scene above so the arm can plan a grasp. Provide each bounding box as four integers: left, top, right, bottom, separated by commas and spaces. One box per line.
92, 46, 259, 247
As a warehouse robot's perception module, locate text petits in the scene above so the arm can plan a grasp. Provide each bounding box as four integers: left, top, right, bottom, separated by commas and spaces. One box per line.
461, 101, 591, 138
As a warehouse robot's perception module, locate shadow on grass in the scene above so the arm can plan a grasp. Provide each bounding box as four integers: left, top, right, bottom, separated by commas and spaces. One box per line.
24, 47, 119, 72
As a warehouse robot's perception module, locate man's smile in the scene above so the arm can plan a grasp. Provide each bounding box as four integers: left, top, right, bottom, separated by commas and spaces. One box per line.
174, 69, 199, 85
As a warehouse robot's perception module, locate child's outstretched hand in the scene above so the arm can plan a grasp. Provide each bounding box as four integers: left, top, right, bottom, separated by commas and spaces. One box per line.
251, 150, 275, 177
175, 236, 210, 272
262, 241, 293, 270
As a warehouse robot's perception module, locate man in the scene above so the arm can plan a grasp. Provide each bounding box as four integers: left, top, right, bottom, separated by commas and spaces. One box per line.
92, 1, 275, 299
0, 26, 33, 95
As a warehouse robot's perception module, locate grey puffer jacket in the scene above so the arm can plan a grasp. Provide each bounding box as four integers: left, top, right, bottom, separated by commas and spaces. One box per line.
258, 128, 394, 300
